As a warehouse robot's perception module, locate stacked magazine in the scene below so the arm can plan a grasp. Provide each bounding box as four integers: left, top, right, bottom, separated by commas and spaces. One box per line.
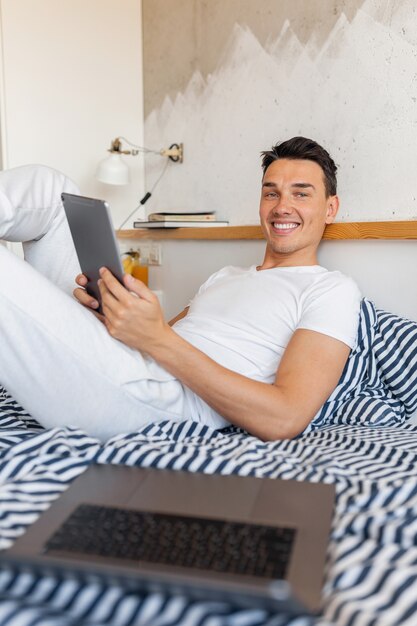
133, 212, 228, 228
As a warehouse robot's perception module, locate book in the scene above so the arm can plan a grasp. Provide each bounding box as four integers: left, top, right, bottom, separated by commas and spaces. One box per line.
133, 220, 229, 229
147, 211, 216, 222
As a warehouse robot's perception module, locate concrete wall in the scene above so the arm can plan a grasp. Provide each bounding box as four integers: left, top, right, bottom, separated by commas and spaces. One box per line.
138, 0, 417, 318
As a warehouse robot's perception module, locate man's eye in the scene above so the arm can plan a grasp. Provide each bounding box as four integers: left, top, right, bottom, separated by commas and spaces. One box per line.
265, 192, 278, 198
295, 192, 308, 198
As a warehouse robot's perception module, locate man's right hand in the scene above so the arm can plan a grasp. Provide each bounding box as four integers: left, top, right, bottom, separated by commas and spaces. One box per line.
73, 274, 105, 322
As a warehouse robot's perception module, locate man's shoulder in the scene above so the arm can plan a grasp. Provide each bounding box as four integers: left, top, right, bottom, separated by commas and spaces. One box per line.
298, 268, 362, 349
304, 267, 362, 305
315, 267, 360, 292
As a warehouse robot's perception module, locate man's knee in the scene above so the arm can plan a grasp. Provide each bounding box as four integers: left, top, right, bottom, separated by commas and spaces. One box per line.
24, 164, 78, 207
0, 164, 78, 242
0, 164, 77, 204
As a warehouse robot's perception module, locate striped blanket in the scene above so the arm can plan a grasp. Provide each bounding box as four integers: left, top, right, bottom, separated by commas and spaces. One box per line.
0, 299, 416, 625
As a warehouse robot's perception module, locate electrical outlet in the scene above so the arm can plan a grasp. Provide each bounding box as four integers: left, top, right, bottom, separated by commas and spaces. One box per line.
148, 243, 162, 266
119, 242, 162, 266
136, 243, 151, 265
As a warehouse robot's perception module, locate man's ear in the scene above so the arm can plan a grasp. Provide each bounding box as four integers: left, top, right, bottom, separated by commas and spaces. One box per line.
325, 195, 340, 224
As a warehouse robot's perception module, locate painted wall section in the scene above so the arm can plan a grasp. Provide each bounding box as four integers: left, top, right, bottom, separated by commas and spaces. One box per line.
143, 0, 417, 224
143, 0, 367, 116
0, 0, 145, 227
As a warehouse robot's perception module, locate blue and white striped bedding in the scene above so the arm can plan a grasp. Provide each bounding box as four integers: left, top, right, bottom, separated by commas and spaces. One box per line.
0, 299, 416, 626
312, 299, 417, 429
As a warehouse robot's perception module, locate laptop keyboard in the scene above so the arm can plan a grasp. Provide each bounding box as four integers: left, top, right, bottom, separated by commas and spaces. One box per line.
45, 503, 296, 579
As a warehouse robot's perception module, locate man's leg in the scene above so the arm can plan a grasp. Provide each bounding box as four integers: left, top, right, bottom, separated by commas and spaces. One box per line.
0, 165, 190, 441
0, 246, 190, 441
0, 164, 81, 293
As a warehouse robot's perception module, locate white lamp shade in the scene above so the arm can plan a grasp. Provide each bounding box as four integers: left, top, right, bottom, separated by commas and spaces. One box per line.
96, 153, 130, 185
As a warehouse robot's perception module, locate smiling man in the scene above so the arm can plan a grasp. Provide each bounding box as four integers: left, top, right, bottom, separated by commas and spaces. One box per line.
0, 137, 361, 441
76, 136, 361, 440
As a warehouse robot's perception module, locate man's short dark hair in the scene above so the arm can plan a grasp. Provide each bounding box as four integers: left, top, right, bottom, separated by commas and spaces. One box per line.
261, 137, 337, 197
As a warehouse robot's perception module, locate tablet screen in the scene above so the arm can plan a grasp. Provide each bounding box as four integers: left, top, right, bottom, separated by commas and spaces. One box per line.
62, 192, 124, 307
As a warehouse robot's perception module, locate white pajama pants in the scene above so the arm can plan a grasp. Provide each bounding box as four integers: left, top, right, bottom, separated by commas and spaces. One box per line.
0, 165, 225, 441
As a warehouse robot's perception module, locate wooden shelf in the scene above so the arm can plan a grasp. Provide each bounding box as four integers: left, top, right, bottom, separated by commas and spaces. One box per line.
117, 221, 417, 241
117, 225, 264, 240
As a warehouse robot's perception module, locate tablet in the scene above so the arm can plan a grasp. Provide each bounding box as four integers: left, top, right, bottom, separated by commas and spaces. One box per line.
61, 192, 124, 308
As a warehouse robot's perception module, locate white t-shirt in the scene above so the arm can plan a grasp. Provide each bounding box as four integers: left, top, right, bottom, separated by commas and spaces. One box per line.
174, 265, 361, 388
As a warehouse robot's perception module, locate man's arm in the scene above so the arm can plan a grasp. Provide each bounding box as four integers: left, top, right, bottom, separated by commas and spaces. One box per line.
98, 269, 350, 440
143, 326, 349, 440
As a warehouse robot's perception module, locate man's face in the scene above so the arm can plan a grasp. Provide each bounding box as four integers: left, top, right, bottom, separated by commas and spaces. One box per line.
259, 158, 339, 268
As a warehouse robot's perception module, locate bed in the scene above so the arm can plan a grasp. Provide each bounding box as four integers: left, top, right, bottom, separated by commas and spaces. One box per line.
1, 222, 417, 626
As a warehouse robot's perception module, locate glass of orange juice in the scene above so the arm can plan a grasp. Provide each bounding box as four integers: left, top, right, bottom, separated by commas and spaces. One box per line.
122, 251, 149, 286
131, 262, 148, 285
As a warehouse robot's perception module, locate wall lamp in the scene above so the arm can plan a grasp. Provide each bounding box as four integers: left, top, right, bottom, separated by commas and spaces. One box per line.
96, 136, 183, 186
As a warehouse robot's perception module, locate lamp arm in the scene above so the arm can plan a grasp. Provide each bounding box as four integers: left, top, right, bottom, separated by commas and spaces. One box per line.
116, 136, 161, 156
109, 137, 183, 162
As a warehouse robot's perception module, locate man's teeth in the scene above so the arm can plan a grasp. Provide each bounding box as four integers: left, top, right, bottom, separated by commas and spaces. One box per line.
272, 223, 299, 230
